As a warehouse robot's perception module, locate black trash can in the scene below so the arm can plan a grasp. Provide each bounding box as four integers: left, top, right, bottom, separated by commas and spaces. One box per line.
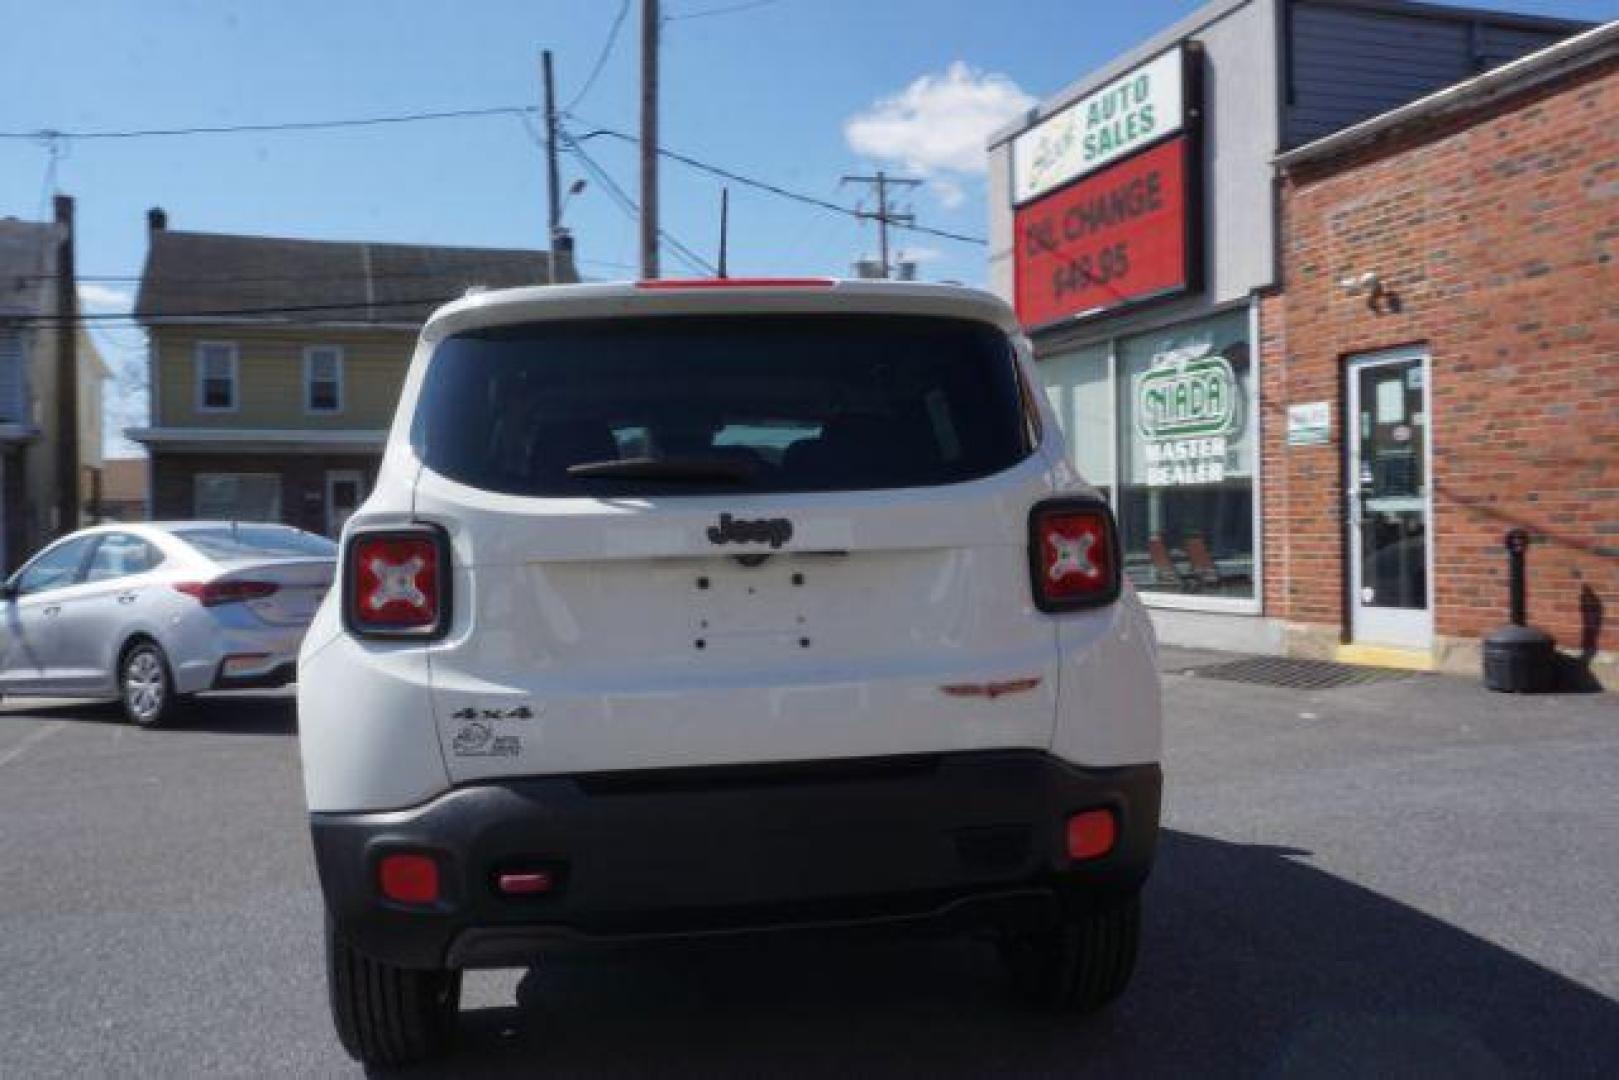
1483, 624, 1556, 693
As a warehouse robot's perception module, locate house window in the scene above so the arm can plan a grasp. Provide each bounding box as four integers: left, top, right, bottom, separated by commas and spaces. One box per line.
194, 473, 281, 522
304, 345, 344, 414
0, 328, 25, 424
195, 343, 238, 412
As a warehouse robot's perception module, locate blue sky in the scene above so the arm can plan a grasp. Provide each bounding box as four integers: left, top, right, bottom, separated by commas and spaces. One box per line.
0, 0, 1610, 455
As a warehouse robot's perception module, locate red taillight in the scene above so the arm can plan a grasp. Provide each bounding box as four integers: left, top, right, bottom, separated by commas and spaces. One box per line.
173, 580, 279, 606
1066, 809, 1118, 861
344, 527, 448, 638
378, 853, 440, 905
1029, 499, 1121, 612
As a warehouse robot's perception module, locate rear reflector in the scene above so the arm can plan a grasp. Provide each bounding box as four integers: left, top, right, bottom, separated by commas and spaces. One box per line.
343, 525, 450, 638
1066, 809, 1118, 861
1029, 499, 1122, 612
634, 277, 835, 289
378, 853, 440, 905
496, 871, 555, 896
220, 653, 272, 677
173, 580, 279, 606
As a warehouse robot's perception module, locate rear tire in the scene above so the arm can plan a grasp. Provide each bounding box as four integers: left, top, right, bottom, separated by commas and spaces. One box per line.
119, 640, 180, 728
326, 915, 461, 1068
999, 894, 1142, 1013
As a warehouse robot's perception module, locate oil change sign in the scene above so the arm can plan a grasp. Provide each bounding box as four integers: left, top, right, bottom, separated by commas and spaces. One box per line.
1013, 136, 1189, 328
1012, 47, 1185, 204
1136, 344, 1241, 487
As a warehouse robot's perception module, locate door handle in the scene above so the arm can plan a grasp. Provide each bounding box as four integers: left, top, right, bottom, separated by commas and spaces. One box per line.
43, 605, 60, 617
117, 593, 137, 605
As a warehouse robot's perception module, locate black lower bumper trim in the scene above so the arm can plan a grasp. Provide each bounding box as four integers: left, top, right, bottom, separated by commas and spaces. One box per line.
311, 751, 1161, 970
447, 889, 1058, 966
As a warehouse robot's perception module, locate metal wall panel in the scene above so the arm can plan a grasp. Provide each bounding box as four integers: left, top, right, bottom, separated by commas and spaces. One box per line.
1286, 2, 1578, 147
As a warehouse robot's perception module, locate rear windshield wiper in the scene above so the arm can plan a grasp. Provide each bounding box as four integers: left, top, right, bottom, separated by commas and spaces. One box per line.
564, 456, 759, 483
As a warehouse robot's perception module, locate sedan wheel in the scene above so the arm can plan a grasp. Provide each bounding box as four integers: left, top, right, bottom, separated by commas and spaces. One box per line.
121, 643, 176, 727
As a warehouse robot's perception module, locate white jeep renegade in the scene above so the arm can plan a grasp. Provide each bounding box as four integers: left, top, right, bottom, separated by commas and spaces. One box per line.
299, 278, 1162, 1068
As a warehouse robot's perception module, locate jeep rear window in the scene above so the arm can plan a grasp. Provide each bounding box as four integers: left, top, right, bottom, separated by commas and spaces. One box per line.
411, 314, 1031, 496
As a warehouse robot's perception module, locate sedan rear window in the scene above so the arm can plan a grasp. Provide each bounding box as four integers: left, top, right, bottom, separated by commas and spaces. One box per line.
411, 314, 1031, 496
176, 525, 336, 560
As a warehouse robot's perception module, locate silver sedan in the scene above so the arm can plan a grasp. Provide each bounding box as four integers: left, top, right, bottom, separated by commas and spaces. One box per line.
0, 522, 335, 726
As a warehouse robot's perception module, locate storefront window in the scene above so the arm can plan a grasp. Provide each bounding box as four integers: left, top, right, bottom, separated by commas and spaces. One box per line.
1116, 309, 1254, 600
1040, 343, 1112, 500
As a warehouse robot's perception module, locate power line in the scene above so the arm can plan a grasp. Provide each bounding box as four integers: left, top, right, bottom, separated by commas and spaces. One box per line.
668, 0, 787, 21
9, 295, 469, 326
566, 124, 985, 246
25, 259, 571, 287
558, 132, 716, 276
0, 105, 536, 141
564, 1, 632, 114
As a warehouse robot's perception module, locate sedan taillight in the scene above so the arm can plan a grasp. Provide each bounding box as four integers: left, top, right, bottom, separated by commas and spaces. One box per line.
342, 525, 451, 639
173, 580, 279, 606
1028, 498, 1122, 612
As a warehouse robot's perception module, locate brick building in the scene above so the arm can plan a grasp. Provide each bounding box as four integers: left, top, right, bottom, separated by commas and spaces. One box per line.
1267, 22, 1617, 687
986, 0, 1587, 660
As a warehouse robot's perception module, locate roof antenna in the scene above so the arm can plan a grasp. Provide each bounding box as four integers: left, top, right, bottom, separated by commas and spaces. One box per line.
717, 187, 729, 279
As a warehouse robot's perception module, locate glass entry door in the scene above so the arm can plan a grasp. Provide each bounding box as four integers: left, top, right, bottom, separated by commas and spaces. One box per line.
1347, 349, 1432, 648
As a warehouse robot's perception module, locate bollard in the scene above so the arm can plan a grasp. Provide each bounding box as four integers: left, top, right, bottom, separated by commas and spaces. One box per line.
1482, 529, 1556, 692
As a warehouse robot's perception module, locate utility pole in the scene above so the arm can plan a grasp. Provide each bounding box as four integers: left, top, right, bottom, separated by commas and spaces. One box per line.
840, 170, 920, 279
53, 194, 78, 535
717, 187, 729, 279
639, 0, 660, 279
541, 49, 562, 280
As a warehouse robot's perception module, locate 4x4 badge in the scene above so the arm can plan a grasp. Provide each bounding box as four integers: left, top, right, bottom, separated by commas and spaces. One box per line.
706, 513, 793, 549
450, 705, 534, 721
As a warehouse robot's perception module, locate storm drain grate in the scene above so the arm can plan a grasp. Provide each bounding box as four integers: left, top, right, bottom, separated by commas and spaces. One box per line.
1179, 655, 1413, 691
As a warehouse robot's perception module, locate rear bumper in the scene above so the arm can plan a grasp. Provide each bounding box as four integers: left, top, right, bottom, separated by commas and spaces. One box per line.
173, 615, 307, 695
311, 751, 1161, 970
210, 660, 297, 690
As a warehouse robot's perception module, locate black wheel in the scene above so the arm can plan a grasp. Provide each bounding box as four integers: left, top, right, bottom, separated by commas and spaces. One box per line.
119, 640, 180, 728
326, 915, 461, 1068
999, 894, 1142, 1013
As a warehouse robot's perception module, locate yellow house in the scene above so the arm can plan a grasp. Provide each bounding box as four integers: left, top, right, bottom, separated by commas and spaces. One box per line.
1, 196, 107, 571
126, 209, 572, 535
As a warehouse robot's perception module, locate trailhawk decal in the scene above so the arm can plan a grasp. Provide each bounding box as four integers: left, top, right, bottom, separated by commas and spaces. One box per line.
451, 721, 521, 758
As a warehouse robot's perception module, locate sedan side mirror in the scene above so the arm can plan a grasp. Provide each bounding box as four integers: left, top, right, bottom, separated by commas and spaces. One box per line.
0, 582, 17, 602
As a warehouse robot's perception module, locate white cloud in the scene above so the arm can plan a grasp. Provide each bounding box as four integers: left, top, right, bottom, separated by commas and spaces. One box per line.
929, 178, 966, 209
845, 62, 1034, 180
78, 283, 132, 310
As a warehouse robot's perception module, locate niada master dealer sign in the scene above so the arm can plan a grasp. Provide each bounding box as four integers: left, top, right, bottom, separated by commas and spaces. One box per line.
1136, 342, 1242, 487
1010, 46, 1199, 329
1012, 46, 1187, 205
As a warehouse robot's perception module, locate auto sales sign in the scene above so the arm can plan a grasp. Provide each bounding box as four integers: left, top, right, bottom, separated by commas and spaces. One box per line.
1010, 46, 1199, 329
1012, 47, 1186, 204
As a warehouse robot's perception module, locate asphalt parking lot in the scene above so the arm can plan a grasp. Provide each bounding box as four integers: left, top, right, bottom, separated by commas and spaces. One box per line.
1, 657, 1615, 1078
